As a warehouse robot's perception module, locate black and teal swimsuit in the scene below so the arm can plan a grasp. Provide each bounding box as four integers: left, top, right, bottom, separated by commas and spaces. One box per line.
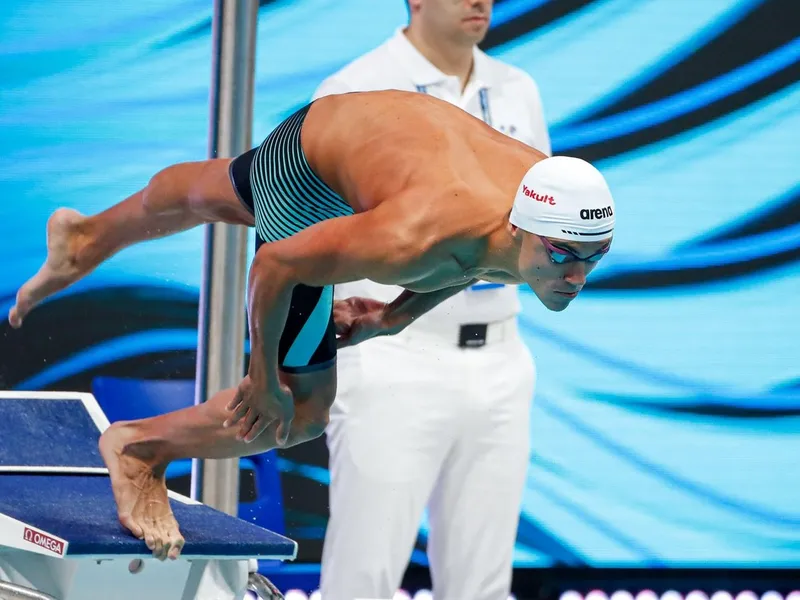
229, 103, 353, 373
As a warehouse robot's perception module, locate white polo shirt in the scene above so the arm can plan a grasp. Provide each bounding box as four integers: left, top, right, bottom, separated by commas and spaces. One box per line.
312, 28, 551, 328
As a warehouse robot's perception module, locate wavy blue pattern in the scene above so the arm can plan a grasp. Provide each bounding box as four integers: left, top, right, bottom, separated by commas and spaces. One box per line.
551, 0, 767, 125
496, 0, 766, 125
539, 395, 800, 527
492, 0, 551, 26
276, 458, 330, 486
552, 37, 800, 148
595, 219, 800, 276
532, 475, 664, 562
1, 0, 799, 570
14, 330, 201, 390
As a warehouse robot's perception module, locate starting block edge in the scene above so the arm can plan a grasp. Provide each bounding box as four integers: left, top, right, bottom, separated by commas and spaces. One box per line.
0, 391, 110, 434
0, 512, 68, 559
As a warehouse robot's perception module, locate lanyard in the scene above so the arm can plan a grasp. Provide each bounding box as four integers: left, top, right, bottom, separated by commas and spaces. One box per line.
415, 84, 503, 292
415, 84, 492, 126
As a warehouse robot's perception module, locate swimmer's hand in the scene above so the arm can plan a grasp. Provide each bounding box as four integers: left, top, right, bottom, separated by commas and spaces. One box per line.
336, 283, 479, 348
224, 374, 294, 445
334, 297, 397, 348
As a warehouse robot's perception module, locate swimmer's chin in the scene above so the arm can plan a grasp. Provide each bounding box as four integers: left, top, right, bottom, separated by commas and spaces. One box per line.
544, 302, 571, 312
540, 294, 577, 312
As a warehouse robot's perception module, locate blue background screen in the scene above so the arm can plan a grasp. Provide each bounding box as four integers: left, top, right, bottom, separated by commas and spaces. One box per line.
1, 0, 798, 569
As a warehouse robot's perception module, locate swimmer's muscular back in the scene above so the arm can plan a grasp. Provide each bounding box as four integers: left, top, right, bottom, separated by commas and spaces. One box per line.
302, 90, 542, 218
262, 91, 547, 292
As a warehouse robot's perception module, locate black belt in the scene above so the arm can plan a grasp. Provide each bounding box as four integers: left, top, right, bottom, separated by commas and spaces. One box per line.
459, 324, 489, 348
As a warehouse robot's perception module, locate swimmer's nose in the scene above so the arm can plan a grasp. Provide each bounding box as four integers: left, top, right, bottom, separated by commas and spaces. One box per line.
563, 261, 588, 287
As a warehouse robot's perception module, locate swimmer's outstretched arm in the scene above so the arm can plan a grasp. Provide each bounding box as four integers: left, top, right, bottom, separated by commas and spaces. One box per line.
333, 281, 476, 349
247, 206, 431, 387
226, 194, 456, 440
381, 284, 477, 330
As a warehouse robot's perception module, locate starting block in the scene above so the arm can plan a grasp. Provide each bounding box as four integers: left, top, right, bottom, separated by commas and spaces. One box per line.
0, 391, 297, 600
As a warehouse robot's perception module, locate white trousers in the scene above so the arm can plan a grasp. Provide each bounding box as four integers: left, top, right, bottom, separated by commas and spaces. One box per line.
320, 322, 535, 600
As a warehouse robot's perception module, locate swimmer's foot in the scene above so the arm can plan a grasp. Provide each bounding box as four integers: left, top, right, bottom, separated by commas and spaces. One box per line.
99, 422, 185, 561
8, 208, 94, 328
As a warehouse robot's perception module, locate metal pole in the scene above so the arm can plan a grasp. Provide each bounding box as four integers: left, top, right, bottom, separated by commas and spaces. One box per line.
191, 0, 259, 516
0, 582, 58, 600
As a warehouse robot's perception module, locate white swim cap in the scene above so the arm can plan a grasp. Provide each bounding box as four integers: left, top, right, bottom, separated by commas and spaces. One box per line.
509, 156, 615, 242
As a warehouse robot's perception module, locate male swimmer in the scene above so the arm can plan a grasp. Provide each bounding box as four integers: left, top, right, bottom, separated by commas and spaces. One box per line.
9, 90, 615, 560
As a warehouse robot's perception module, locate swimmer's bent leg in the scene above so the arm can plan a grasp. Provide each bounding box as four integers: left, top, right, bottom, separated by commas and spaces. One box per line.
97, 367, 336, 559
97, 272, 338, 559
106, 368, 336, 462
9, 157, 255, 327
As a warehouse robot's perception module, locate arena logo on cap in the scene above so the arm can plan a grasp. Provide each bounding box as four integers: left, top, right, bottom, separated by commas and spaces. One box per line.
521, 185, 555, 205
580, 206, 613, 220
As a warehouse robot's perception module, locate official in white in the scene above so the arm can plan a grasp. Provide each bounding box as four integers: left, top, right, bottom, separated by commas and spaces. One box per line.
313, 1, 551, 599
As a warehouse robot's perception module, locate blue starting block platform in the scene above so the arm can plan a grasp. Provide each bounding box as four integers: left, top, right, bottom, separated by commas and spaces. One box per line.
0, 391, 296, 600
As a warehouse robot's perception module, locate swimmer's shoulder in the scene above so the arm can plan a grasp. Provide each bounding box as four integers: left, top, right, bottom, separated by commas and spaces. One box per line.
422, 181, 508, 239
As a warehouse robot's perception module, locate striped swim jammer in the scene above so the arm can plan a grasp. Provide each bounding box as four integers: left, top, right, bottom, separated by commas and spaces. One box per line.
229, 103, 354, 374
